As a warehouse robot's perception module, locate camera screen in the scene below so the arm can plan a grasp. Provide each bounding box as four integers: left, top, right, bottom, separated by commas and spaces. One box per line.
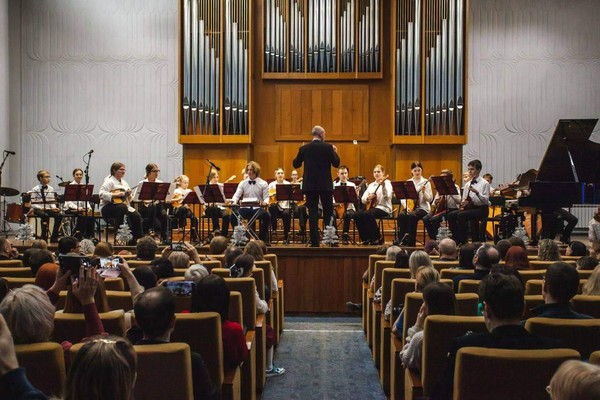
171, 242, 185, 251
97, 257, 121, 278
165, 281, 195, 297
58, 255, 91, 276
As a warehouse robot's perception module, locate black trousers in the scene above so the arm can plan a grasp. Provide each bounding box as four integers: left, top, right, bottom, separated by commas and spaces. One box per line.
397, 209, 428, 245
268, 204, 291, 239
423, 209, 458, 240
447, 205, 489, 244
305, 191, 334, 245
203, 205, 229, 236
230, 207, 271, 242
32, 209, 62, 241
355, 207, 388, 242
101, 203, 143, 240
333, 207, 356, 234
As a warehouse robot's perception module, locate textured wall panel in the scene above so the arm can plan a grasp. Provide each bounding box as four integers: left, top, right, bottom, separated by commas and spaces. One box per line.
19, 0, 180, 192
467, 0, 600, 185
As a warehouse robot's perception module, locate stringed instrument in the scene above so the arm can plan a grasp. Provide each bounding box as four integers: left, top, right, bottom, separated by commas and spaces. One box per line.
365, 175, 389, 210
172, 175, 236, 208
111, 184, 138, 205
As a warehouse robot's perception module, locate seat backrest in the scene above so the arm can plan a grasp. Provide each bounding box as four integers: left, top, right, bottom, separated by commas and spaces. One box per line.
198, 259, 223, 272
15, 342, 66, 398
432, 260, 459, 272
0, 259, 24, 268
373, 260, 396, 290
206, 253, 225, 267
572, 294, 600, 319
4, 277, 36, 289
368, 255, 387, 282
103, 277, 125, 291
440, 268, 471, 280
421, 315, 487, 396
454, 293, 480, 316
590, 350, 600, 365
127, 260, 152, 268
171, 312, 224, 389
134, 343, 194, 400
224, 278, 257, 330
264, 254, 278, 276
457, 279, 481, 295
106, 290, 134, 311
454, 347, 580, 400
211, 267, 231, 278
0, 267, 34, 278
530, 260, 576, 269
382, 269, 412, 307
518, 269, 546, 286
53, 310, 126, 343
254, 260, 273, 294
578, 270, 593, 279
229, 291, 243, 326
252, 267, 265, 300
524, 317, 600, 359
525, 279, 543, 295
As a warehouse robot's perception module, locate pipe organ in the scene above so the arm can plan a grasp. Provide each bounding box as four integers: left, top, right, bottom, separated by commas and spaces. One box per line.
395, 0, 467, 137
181, 0, 250, 136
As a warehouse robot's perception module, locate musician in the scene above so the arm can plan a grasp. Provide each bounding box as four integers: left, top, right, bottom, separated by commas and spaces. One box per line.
355, 165, 392, 245
333, 165, 358, 245
229, 161, 271, 243
99, 162, 143, 243
290, 169, 308, 238
63, 168, 95, 239
29, 170, 63, 242
396, 161, 433, 246
202, 170, 230, 237
135, 163, 168, 242
172, 174, 200, 242
292, 125, 340, 247
267, 168, 292, 244
447, 159, 490, 245
422, 169, 461, 240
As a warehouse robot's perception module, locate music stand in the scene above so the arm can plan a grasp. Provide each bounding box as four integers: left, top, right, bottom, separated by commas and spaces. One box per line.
63, 184, 94, 238
391, 181, 419, 214
223, 183, 238, 201
172, 190, 201, 243
333, 185, 359, 244
134, 182, 171, 238
431, 175, 459, 219
275, 184, 303, 245
197, 184, 227, 240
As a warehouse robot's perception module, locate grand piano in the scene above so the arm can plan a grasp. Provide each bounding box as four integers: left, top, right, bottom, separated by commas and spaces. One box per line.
518, 119, 600, 244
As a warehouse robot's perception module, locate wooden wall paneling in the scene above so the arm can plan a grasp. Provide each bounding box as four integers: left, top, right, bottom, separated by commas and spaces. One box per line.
334, 142, 361, 177
360, 145, 393, 180
393, 144, 462, 181
252, 144, 281, 179
183, 145, 250, 185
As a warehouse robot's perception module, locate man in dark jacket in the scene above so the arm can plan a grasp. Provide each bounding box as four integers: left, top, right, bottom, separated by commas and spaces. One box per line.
293, 125, 340, 247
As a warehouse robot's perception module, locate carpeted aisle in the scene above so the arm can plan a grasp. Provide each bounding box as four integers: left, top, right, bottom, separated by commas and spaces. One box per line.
262, 316, 386, 400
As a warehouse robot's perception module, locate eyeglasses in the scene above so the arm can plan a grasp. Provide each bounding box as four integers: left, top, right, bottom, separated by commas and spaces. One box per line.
151, 170, 160, 173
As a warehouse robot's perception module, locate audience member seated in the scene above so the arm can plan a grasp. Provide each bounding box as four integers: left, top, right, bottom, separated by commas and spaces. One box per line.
34, 263, 59, 291
244, 240, 278, 296
230, 254, 284, 377
504, 246, 530, 270
507, 236, 526, 249
394, 249, 410, 268
592, 240, 600, 259
432, 273, 562, 399
566, 240, 588, 257
28, 250, 55, 276
400, 282, 456, 372
93, 242, 114, 258
495, 239, 512, 261
424, 240, 440, 256
133, 286, 219, 399
457, 242, 479, 270
0, 278, 8, 303
438, 238, 458, 261
136, 236, 158, 261
224, 247, 244, 269
577, 256, 599, 271
149, 258, 175, 281
184, 265, 209, 283
528, 262, 593, 319
0, 238, 21, 260
192, 275, 249, 372
453, 243, 500, 290
548, 360, 600, 400
209, 236, 230, 255
408, 250, 433, 279
537, 239, 562, 262
582, 265, 600, 295
132, 266, 158, 290
78, 239, 96, 255
392, 266, 440, 338
57, 236, 79, 256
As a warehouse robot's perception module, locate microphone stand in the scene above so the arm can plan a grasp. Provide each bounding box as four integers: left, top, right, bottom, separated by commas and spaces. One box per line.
0, 152, 12, 237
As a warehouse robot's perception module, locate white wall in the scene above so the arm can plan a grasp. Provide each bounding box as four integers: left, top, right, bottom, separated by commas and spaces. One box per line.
14, 0, 181, 192
0, 0, 10, 186
467, 0, 600, 184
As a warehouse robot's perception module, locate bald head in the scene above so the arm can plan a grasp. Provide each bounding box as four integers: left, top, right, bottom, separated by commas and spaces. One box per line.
311, 125, 325, 140
439, 238, 457, 260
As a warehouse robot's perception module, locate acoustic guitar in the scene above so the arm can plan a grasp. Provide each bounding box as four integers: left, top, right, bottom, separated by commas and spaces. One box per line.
365, 175, 389, 210
111, 184, 138, 205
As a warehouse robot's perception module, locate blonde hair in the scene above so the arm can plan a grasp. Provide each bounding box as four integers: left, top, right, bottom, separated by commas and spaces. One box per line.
415, 266, 440, 291
582, 264, 600, 295
408, 250, 433, 278
174, 174, 189, 187
373, 164, 385, 173
0, 284, 55, 344
244, 241, 265, 261
549, 360, 600, 400
538, 239, 562, 261
246, 161, 261, 177
168, 251, 190, 269
65, 335, 137, 400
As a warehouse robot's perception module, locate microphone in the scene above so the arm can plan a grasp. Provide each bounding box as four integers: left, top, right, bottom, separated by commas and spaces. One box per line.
55, 175, 64, 181
207, 159, 221, 171
4, 150, 15, 155
87, 149, 94, 155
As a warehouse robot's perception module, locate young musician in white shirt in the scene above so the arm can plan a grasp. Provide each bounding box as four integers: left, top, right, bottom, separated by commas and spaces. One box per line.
396, 161, 433, 246
30, 170, 62, 242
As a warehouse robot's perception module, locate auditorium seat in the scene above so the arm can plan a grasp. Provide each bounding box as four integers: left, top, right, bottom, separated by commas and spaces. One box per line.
0, 259, 24, 268
525, 317, 600, 360
364, 254, 386, 333
3, 277, 36, 289
431, 260, 459, 272
523, 295, 545, 319
53, 310, 126, 343
454, 347, 579, 400
0, 267, 34, 278
15, 342, 66, 398
571, 294, 600, 318
457, 279, 481, 295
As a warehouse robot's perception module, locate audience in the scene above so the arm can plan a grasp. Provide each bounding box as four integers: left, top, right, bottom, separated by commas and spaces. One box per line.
565, 240, 588, 257
589, 206, 600, 243
507, 236, 526, 249
424, 240, 439, 256
34, 262, 59, 291
408, 250, 433, 278
0, 278, 8, 303
582, 264, 600, 295
453, 243, 500, 289
432, 273, 562, 399
149, 258, 175, 281
191, 275, 249, 372
78, 239, 96, 255
548, 360, 600, 400
132, 266, 158, 290
495, 239, 512, 260
209, 236, 230, 255
400, 282, 456, 372
57, 236, 79, 256
0, 238, 20, 260
537, 239, 561, 261
133, 287, 219, 400
244, 241, 278, 296
438, 238, 457, 261
504, 246, 530, 270
577, 256, 599, 271
28, 249, 55, 275
457, 242, 479, 269
93, 241, 114, 258
529, 262, 592, 319
394, 249, 410, 268
184, 264, 209, 283
136, 236, 158, 261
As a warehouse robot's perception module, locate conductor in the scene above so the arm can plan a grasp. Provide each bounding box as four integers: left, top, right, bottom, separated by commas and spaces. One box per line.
293, 126, 340, 247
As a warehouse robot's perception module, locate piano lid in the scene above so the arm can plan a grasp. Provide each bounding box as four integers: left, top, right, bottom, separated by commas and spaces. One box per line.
537, 119, 600, 183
